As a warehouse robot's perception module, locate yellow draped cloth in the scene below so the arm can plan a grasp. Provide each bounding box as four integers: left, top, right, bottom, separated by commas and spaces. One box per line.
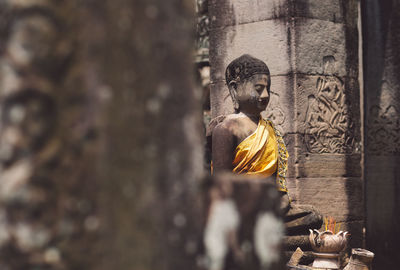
232, 118, 288, 192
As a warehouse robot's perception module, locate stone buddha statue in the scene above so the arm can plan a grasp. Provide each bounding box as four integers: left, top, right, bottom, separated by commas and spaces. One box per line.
209, 54, 323, 252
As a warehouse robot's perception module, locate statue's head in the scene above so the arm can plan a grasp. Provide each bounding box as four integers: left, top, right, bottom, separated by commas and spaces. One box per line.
225, 54, 271, 115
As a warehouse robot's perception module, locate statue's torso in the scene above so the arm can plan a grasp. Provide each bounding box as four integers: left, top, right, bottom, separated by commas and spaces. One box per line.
211, 113, 288, 193
220, 113, 259, 147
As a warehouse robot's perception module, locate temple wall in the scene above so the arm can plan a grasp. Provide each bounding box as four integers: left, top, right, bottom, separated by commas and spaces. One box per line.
209, 0, 363, 247
362, 0, 400, 269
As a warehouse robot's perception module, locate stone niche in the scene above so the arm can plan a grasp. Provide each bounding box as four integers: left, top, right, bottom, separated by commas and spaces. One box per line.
208, 0, 363, 248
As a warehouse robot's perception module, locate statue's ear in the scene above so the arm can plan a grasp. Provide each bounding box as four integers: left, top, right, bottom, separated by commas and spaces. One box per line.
228, 80, 239, 110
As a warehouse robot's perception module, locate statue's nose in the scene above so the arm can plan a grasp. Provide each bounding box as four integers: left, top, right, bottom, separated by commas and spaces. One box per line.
260, 89, 269, 99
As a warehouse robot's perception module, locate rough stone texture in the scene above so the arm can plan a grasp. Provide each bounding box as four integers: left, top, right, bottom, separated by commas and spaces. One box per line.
285, 178, 297, 202
294, 177, 363, 222
284, 133, 361, 180
209, 0, 288, 28
292, 0, 344, 23
295, 152, 362, 178
0, 1, 202, 270
209, 19, 290, 82
363, 0, 400, 269
209, 2, 359, 80
283, 134, 296, 179
209, 0, 350, 29
209, 80, 234, 118
292, 18, 347, 77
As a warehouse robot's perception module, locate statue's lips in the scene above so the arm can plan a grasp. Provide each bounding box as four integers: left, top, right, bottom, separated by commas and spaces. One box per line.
257, 99, 268, 108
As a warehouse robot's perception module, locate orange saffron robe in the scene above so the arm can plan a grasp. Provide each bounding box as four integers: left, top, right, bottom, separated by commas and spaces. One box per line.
232, 118, 288, 192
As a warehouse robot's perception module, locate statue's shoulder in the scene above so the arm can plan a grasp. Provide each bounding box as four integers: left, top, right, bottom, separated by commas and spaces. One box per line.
206, 114, 240, 137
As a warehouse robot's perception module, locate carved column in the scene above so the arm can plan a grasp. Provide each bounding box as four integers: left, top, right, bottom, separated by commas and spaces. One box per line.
209, 0, 363, 248
363, 0, 400, 269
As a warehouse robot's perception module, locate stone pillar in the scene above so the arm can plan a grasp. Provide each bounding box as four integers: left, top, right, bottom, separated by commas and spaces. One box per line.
209, 0, 363, 248
362, 0, 400, 269
0, 1, 202, 269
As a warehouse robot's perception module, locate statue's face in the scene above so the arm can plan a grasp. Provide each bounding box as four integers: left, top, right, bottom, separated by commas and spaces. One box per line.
234, 73, 270, 115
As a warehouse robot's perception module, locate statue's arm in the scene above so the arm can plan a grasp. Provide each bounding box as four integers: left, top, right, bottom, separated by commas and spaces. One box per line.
212, 123, 236, 173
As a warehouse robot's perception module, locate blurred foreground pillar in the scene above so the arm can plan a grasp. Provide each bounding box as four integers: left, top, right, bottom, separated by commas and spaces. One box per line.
0, 1, 202, 269
362, 0, 400, 269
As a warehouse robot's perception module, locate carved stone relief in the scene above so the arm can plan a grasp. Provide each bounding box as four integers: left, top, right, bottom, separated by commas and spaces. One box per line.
304, 76, 355, 154
262, 92, 285, 135
196, 0, 209, 64
366, 104, 400, 155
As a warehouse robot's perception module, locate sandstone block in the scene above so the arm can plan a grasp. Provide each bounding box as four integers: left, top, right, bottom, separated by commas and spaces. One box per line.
209, 0, 288, 29
292, 18, 349, 77
209, 80, 234, 118
209, 19, 291, 82
292, 0, 344, 23
285, 133, 362, 179
285, 178, 297, 202
208, 0, 352, 28
293, 177, 363, 222
295, 152, 362, 178
283, 134, 296, 179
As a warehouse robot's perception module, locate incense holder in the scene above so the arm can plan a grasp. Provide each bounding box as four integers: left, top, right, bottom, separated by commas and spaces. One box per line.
309, 229, 348, 253
309, 229, 349, 269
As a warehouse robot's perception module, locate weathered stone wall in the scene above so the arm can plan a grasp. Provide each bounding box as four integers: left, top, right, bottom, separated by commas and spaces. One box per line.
0, 0, 202, 269
209, 0, 363, 247
362, 0, 400, 269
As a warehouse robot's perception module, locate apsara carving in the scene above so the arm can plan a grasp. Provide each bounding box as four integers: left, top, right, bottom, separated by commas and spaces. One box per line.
366, 104, 400, 155
304, 76, 355, 153
263, 92, 285, 135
